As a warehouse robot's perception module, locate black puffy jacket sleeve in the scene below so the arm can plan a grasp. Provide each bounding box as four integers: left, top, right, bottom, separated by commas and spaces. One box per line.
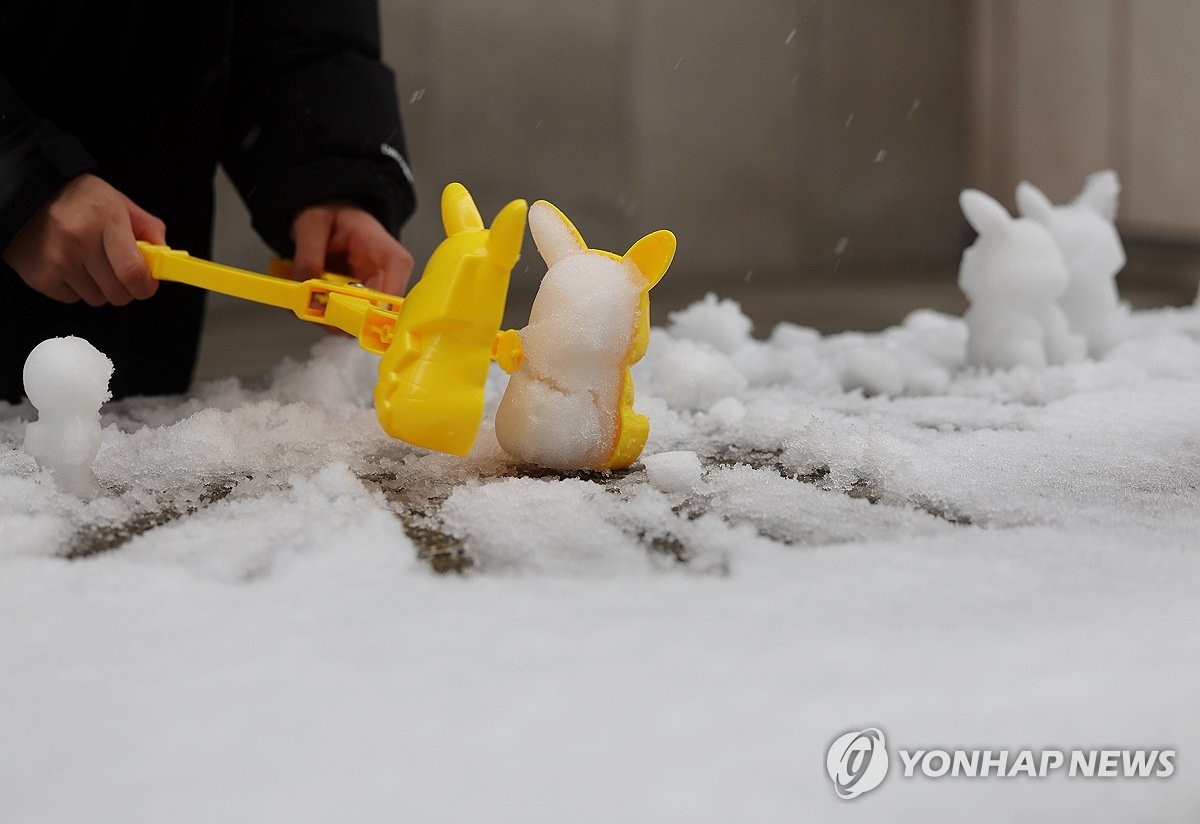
220, 0, 416, 258
0, 72, 96, 254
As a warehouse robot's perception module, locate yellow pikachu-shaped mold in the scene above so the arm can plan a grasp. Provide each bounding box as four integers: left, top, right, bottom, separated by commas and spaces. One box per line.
375, 183, 528, 455
606, 227, 675, 469
494, 200, 675, 470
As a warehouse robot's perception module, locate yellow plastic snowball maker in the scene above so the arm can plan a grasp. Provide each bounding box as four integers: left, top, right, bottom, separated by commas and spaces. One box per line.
138, 182, 528, 457
374, 184, 527, 455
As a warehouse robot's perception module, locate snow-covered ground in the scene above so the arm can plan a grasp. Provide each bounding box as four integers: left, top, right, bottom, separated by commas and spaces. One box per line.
2, 295, 1198, 822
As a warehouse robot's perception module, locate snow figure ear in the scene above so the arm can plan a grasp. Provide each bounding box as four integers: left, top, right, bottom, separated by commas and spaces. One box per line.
1015, 181, 1054, 222
1075, 169, 1120, 221
529, 200, 587, 267
487, 199, 528, 271
960, 189, 1011, 234
441, 182, 484, 236
622, 230, 676, 289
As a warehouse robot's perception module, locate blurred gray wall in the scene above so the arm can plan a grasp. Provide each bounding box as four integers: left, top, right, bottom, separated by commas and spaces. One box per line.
971, 0, 1200, 239
214, 0, 969, 328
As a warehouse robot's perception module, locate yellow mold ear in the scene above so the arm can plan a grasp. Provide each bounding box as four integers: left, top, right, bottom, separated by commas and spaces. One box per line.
529, 200, 587, 267
442, 182, 484, 236
623, 230, 676, 289
487, 199, 529, 271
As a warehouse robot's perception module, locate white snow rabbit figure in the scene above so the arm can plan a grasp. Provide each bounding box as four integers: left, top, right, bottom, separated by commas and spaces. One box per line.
495, 201, 673, 470
1016, 170, 1127, 356
958, 189, 1086, 370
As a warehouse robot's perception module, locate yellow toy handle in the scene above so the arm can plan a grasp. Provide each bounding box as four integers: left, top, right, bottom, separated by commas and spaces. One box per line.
138, 242, 404, 355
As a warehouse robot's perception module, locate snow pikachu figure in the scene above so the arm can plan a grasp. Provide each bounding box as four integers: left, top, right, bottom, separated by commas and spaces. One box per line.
1016, 171, 1127, 357
23, 336, 113, 497
494, 201, 675, 470
374, 184, 527, 455
959, 189, 1086, 370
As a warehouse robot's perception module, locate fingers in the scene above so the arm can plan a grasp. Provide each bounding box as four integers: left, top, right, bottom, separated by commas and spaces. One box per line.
62, 263, 108, 307
123, 195, 167, 245
290, 205, 413, 297
291, 207, 335, 280
374, 243, 414, 296
68, 213, 158, 308
4, 174, 163, 307
102, 220, 158, 300
41, 280, 83, 305
334, 212, 412, 296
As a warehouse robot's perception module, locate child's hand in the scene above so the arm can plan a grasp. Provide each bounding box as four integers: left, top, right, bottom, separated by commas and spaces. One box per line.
290, 203, 414, 296
3, 174, 166, 306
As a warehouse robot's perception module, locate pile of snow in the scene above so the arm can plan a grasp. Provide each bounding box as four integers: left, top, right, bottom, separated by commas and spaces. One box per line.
2, 289, 1199, 821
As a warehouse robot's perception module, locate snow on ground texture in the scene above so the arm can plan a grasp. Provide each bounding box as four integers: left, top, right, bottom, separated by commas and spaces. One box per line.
2, 302, 1199, 822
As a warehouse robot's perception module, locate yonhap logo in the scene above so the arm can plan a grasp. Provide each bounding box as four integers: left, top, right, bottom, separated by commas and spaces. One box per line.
824, 725, 1176, 800
827, 727, 890, 800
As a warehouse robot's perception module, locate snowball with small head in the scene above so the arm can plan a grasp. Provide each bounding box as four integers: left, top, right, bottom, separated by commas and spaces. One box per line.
22, 336, 113, 497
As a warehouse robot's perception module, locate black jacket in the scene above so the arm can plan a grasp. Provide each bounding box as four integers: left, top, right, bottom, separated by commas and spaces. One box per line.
0, 0, 415, 400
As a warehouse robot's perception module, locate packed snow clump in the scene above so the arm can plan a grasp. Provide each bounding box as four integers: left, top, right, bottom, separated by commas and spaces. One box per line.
641, 450, 704, 495
1016, 170, 1128, 356
22, 336, 113, 497
495, 202, 641, 469
495, 201, 671, 469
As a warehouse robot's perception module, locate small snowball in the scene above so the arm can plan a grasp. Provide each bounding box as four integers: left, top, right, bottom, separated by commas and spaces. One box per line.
22, 337, 113, 497
667, 293, 753, 354
23, 336, 112, 412
642, 450, 703, 495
